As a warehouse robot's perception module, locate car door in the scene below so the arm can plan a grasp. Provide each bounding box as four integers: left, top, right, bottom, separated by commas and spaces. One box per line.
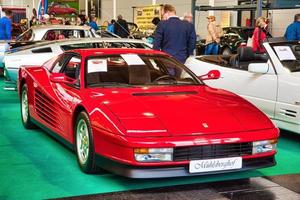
32, 53, 80, 141
196, 59, 277, 119
50, 53, 82, 141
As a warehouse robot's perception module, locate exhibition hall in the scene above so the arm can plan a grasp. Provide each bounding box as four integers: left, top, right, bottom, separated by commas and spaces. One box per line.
0, 0, 299, 199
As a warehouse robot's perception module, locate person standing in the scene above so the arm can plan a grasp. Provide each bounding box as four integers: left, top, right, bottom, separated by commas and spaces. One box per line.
183, 12, 193, 23
183, 12, 197, 56
29, 16, 37, 27
204, 16, 222, 55
252, 17, 268, 53
284, 14, 300, 41
114, 15, 129, 38
89, 16, 99, 31
0, 10, 13, 40
153, 4, 196, 63
107, 19, 115, 33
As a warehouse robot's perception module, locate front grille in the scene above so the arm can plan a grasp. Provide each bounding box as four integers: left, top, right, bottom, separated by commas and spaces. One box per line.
173, 142, 253, 161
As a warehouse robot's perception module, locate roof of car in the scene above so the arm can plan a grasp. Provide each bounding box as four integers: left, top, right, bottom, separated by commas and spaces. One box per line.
31, 25, 91, 31
71, 48, 167, 57
9, 37, 151, 53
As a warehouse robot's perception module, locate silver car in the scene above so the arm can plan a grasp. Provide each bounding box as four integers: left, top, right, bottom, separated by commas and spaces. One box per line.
4, 37, 152, 89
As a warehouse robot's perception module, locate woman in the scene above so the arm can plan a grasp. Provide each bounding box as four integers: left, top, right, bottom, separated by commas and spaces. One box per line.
252, 17, 268, 53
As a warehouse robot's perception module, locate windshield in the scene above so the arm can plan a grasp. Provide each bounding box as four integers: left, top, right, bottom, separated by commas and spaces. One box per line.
85, 54, 201, 87
16, 29, 33, 41
271, 43, 300, 72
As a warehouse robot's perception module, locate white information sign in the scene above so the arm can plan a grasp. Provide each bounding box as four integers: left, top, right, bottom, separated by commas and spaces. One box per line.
121, 54, 145, 65
274, 46, 296, 61
88, 59, 107, 73
189, 157, 242, 173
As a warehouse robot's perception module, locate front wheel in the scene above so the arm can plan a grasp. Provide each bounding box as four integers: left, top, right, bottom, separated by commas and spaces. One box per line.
21, 84, 35, 129
75, 111, 96, 173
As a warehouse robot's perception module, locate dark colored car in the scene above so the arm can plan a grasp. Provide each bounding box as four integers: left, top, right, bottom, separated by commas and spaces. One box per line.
196, 27, 272, 56
48, 2, 77, 16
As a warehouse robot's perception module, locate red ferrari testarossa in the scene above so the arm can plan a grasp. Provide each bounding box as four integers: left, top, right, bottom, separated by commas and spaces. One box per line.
18, 48, 279, 178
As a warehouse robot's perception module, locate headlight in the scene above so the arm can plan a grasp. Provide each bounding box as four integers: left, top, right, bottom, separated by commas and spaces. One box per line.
252, 139, 277, 154
134, 148, 173, 162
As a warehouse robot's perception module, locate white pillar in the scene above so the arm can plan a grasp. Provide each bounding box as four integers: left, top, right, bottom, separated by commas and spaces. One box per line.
113, 0, 116, 19
208, 0, 214, 16
152, 0, 156, 5
85, 0, 88, 16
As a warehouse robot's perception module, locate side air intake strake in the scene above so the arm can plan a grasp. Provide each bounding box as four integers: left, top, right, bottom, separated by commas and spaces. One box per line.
34, 89, 61, 129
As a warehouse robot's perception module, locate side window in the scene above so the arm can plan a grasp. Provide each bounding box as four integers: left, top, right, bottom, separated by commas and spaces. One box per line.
44, 30, 57, 41
31, 47, 52, 53
17, 29, 33, 41
52, 54, 70, 73
60, 43, 94, 51
61, 55, 81, 86
77, 30, 85, 38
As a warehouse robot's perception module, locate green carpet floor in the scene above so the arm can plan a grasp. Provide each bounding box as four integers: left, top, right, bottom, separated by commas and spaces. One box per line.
0, 79, 300, 200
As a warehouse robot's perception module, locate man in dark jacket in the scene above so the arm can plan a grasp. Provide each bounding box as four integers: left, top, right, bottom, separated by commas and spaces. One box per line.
284, 14, 300, 41
0, 10, 13, 40
153, 4, 196, 63
114, 15, 129, 38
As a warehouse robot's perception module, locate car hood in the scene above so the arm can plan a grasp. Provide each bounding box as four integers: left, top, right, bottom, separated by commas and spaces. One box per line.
89, 86, 274, 137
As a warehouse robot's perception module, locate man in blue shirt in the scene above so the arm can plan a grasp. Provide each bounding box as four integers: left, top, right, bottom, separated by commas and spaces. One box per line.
153, 4, 196, 63
0, 10, 13, 40
284, 14, 300, 41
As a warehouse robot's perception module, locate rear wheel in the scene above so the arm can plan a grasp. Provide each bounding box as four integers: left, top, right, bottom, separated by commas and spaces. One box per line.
21, 84, 35, 129
75, 111, 96, 173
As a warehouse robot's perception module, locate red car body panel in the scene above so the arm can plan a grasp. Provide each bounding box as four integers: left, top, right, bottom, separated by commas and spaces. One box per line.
18, 48, 279, 178
48, 4, 77, 15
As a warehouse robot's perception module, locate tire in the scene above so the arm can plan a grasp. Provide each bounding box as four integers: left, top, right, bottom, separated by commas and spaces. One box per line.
75, 111, 96, 173
20, 84, 35, 129
222, 47, 232, 56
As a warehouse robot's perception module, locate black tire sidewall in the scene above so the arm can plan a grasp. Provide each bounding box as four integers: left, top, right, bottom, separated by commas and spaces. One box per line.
75, 111, 96, 173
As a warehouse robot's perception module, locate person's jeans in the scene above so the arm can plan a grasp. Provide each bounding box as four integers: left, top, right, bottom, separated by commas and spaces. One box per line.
204, 42, 219, 55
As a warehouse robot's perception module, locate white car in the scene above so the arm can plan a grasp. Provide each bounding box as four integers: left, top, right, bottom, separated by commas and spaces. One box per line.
0, 25, 99, 71
4, 37, 152, 88
185, 41, 300, 134
15, 25, 98, 41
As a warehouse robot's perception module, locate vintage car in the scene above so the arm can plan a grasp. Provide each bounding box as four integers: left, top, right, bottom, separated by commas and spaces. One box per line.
186, 40, 300, 134
15, 25, 98, 42
47, 2, 77, 16
18, 48, 279, 178
0, 25, 99, 73
3, 37, 151, 89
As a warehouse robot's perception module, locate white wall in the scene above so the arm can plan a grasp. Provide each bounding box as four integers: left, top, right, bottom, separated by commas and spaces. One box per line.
101, 0, 191, 23
0, 0, 37, 20
269, 9, 300, 37
100, 0, 239, 38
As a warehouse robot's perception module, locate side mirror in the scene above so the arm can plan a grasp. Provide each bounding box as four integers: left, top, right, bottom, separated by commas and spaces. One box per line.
50, 73, 75, 84
248, 63, 269, 74
198, 70, 221, 81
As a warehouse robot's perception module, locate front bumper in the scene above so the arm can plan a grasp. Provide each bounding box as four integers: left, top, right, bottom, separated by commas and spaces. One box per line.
95, 154, 276, 178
